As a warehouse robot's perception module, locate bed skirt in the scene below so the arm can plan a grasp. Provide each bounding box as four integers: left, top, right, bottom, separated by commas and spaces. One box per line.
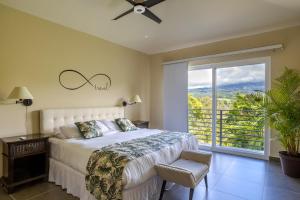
48, 158, 162, 200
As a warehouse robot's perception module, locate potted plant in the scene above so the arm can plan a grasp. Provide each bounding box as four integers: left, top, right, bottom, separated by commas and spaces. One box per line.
264, 67, 300, 177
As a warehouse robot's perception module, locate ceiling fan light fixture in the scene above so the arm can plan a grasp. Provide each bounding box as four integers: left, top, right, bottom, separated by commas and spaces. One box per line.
113, 0, 164, 23
134, 5, 145, 14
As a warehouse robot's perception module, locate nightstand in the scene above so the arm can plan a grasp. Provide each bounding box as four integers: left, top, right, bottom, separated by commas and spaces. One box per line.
0, 134, 50, 193
132, 120, 149, 128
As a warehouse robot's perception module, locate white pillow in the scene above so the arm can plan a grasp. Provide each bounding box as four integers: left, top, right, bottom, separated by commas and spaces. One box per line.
60, 124, 82, 139
101, 120, 121, 131
54, 132, 66, 139
96, 120, 110, 133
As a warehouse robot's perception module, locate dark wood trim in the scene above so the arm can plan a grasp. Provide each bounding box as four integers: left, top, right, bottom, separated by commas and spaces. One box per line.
7, 174, 47, 187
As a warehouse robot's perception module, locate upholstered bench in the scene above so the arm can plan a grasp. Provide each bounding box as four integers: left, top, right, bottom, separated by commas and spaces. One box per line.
155, 150, 212, 200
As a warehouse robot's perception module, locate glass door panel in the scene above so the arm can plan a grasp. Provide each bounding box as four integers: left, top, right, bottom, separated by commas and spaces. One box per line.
216, 64, 266, 152
188, 68, 213, 146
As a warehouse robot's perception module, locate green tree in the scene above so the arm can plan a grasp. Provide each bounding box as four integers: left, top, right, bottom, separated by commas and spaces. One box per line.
188, 94, 203, 118
220, 92, 265, 150
188, 94, 212, 144
188, 92, 265, 150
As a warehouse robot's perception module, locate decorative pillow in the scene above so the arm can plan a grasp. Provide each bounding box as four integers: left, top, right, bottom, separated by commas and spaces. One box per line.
60, 124, 82, 139
115, 118, 138, 132
75, 120, 103, 139
101, 120, 122, 131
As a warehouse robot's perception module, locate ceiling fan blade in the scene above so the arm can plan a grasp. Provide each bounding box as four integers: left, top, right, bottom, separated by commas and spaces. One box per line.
113, 8, 134, 20
142, 8, 162, 24
143, 0, 165, 8
125, 0, 136, 6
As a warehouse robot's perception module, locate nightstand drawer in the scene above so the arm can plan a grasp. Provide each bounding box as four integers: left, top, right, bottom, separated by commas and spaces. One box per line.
10, 140, 46, 157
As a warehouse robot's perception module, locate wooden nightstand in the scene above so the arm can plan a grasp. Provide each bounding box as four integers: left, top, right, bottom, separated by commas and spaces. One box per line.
0, 134, 50, 193
132, 120, 149, 128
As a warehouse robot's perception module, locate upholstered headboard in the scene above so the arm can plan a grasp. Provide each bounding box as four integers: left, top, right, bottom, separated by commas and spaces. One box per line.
40, 107, 124, 134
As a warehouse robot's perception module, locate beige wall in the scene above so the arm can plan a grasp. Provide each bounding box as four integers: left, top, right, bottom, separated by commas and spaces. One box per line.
0, 4, 150, 175
149, 26, 300, 158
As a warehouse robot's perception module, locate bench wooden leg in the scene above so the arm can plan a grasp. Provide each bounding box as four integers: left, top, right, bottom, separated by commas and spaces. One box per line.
204, 175, 208, 189
159, 180, 167, 200
189, 188, 194, 200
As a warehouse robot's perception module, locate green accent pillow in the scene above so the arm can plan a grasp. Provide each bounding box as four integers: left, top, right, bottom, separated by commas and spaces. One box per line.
75, 120, 103, 139
115, 118, 138, 132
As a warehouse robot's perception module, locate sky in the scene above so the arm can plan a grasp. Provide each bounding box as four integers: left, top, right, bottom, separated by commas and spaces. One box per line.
188, 64, 265, 89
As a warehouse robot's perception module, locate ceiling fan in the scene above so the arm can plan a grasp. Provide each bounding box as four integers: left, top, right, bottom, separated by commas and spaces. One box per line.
113, 0, 165, 24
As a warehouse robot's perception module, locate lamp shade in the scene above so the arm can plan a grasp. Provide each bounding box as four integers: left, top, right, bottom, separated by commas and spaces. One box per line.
132, 95, 142, 103
8, 87, 33, 100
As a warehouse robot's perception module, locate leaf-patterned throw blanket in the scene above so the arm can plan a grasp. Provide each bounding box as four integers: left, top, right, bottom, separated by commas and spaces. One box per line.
85, 131, 193, 200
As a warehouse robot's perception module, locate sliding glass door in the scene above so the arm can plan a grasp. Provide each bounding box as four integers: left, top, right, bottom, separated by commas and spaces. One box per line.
188, 58, 270, 159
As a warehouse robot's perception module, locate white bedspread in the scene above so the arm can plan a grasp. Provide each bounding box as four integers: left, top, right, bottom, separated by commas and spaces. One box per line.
49, 129, 198, 189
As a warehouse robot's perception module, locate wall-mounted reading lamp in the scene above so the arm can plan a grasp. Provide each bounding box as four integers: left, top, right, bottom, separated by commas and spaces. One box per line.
122, 95, 142, 107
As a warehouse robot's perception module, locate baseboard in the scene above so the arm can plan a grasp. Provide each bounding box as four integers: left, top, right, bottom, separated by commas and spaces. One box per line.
269, 156, 280, 162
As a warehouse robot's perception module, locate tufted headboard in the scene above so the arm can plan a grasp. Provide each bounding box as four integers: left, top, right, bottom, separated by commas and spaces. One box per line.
40, 106, 124, 134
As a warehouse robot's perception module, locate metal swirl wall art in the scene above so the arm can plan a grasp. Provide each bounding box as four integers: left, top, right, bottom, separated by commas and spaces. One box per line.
59, 69, 112, 91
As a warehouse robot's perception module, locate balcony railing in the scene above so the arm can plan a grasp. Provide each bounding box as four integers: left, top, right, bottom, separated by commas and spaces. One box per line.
188, 109, 265, 151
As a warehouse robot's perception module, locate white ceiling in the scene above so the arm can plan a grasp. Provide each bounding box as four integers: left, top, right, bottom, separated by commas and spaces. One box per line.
1, 0, 300, 54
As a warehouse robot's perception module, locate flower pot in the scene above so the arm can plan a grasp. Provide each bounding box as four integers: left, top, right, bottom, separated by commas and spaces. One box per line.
279, 151, 300, 178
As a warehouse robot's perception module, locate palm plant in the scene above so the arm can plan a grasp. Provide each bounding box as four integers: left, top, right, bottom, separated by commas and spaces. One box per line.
264, 67, 300, 156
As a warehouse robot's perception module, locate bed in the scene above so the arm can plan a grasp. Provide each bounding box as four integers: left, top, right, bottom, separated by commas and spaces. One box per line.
40, 107, 198, 200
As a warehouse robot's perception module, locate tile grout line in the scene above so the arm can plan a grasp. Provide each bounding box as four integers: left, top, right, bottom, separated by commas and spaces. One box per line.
27, 188, 58, 200
10, 187, 58, 200
9, 194, 17, 200
213, 187, 248, 200
261, 165, 269, 200
211, 188, 248, 200
208, 160, 250, 200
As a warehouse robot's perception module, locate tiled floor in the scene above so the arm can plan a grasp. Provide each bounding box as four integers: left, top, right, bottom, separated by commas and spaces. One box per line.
1, 153, 300, 200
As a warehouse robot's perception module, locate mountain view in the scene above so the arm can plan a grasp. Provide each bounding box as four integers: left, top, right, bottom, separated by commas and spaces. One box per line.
188, 81, 265, 98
